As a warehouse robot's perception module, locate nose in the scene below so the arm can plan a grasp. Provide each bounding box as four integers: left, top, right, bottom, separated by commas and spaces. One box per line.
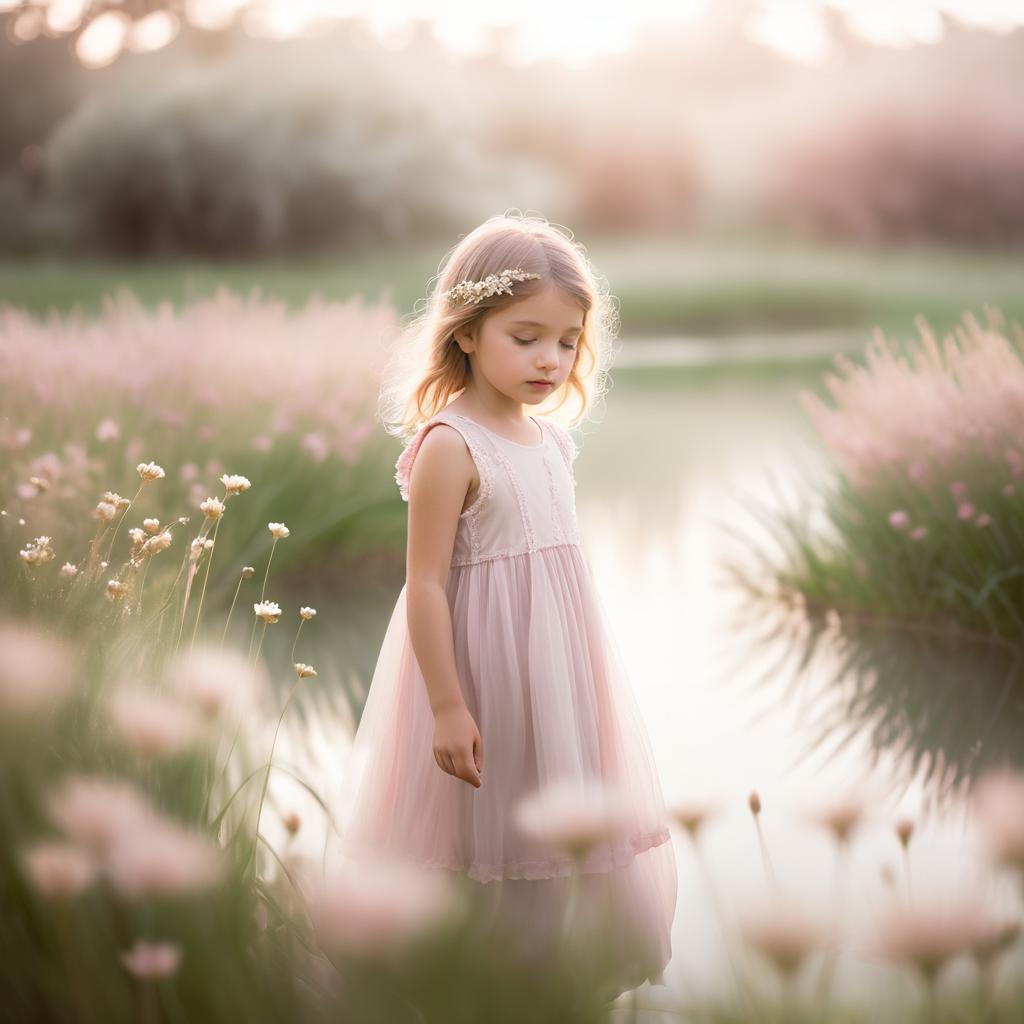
536, 343, 558, 371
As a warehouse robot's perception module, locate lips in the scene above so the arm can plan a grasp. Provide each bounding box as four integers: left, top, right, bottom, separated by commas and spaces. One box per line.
527, 380, 554, 386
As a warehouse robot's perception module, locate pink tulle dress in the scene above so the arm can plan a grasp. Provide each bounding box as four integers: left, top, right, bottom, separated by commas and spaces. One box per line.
336, 406, 677, 992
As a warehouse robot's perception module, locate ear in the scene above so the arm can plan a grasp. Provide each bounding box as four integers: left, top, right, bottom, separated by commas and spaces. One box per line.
453, 323, 476, 352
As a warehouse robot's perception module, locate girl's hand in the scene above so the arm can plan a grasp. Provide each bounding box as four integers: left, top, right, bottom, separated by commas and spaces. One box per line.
432, 705, 483, 788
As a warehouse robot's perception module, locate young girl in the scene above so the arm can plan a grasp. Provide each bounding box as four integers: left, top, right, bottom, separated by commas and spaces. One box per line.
336, 213, 677, 996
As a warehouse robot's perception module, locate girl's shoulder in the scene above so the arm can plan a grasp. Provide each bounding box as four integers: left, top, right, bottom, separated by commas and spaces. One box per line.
393, 410, 484, 503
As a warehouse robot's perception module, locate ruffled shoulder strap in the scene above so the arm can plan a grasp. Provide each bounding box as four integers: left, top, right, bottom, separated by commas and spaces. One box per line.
394, 409, 493, 506
542, 419, 579, 472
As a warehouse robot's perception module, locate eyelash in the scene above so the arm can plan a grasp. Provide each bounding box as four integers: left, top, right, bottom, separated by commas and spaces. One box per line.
513, 337, 578, 351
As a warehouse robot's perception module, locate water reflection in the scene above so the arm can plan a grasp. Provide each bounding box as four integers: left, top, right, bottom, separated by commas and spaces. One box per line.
274, 351, 1007, 1002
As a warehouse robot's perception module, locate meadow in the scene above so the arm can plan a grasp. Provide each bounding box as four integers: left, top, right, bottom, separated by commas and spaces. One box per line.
3, 238, 1024, 1021
5, 234, 1024, 339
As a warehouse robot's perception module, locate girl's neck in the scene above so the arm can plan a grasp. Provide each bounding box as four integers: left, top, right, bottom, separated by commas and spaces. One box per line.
449, 388, 530, 425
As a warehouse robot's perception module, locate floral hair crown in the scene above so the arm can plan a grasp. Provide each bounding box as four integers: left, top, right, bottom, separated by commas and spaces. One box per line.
440, 268, 541, 307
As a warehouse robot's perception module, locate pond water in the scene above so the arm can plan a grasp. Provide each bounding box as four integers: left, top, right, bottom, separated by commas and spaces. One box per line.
271, 343, 1017, 1011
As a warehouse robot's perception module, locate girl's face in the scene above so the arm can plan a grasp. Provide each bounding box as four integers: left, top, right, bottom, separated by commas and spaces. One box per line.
455, 285, 584, 406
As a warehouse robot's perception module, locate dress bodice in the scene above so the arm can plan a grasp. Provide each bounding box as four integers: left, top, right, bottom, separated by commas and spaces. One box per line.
395, 409, 581, 566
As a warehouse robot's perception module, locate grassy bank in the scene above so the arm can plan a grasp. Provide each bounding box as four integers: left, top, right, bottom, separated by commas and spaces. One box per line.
3, 234, 1023, 341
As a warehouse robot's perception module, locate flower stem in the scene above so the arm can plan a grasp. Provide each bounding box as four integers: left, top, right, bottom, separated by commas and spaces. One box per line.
248, 675, 303, 880
248, 537, 278, 660
104, 483, 144, 565
189, 518, 221, 656
222, 573, 246, 646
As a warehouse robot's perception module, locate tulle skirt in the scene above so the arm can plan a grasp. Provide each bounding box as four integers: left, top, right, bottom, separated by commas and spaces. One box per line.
335, 543, 677, 988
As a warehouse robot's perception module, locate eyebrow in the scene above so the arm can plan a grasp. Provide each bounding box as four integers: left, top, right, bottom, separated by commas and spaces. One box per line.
507, 320, 584, 334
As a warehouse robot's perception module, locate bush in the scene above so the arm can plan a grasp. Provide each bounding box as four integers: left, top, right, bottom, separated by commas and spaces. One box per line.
45, 42, 528, 257
765, 75, 1024, 249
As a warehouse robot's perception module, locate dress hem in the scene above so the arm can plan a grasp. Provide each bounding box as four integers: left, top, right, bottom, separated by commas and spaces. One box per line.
417, 825, 673, 884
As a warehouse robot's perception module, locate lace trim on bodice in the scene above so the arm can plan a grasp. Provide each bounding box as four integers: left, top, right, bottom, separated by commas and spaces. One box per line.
394, 409, 581, 565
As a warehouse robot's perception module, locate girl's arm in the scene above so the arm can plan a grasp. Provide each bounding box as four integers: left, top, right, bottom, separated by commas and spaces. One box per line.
405, 424, 483, 787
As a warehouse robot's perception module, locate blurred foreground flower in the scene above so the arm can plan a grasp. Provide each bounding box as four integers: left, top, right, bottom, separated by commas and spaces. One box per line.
514, 778, 635, 863
168, 643, 266, 721
106, 816, 225, 899
47, 774, 225, 898
109, 688, 206, 759
739, 893, 832, 977
972, 768, 1024, 877
873, 896, 995, 983
804, 793, 868, 847
311, 856, 456, 961
120, 940, 182, 981
20, 841, 98, 901
667, 798, 719, 843
0, 619, 76, 721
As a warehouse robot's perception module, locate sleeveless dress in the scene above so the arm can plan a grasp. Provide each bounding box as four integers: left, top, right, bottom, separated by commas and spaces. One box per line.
335, 406, 677, 993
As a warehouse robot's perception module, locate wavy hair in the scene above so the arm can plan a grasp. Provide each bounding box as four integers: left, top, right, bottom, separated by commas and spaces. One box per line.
378, 211, 619, 443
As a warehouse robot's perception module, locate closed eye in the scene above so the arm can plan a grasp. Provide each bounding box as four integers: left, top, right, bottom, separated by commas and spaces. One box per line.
513, 337, 578, 350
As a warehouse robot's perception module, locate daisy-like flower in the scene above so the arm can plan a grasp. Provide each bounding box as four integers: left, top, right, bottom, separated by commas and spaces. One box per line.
120, 940, 182, 981
200, 497, 225, 520
220, 474, 251, 495
103, 492, 131, 512
189, 538, 213, 562
136, 462, 165, 482
60, 562, 78, 578
293, 663, 317, 679
142, 518, 161, 535
268, 522, 290, 539
128, 527, 146, 545
142, 530, 173, 555
254, 601, 282, 624
94, 501, 118, 523
241, 566, 255, 579
19, 536, 55, 566
300, 607, 317, 620
106, 579, 129, 602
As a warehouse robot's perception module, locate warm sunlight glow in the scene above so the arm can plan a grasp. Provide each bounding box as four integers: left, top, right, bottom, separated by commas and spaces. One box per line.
13, 0, 1024, 67
127, 10, 180, 54
744, 5, 833, 66
74, 9, 130, 68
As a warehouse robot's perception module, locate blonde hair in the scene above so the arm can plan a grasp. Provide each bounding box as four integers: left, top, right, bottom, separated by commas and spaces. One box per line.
378, 211, 619, 443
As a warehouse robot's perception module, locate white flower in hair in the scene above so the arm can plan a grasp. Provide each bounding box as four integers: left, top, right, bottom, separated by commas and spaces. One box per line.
441, 268, 541, 307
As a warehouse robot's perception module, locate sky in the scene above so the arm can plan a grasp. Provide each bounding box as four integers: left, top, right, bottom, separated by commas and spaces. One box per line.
6, 0, 1024, 69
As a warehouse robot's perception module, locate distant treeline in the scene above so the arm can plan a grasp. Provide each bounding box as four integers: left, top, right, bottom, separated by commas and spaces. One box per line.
2, 12, 1024, 257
